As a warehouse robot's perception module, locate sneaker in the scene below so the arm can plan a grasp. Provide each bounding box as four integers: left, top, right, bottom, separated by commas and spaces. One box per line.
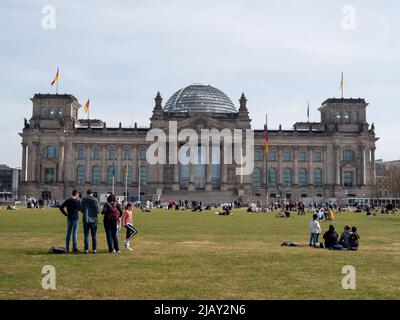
72, 249, 81, 254
112, 249, 116, 253
84, 250, 89, 254
126, 246, 133, 251
93, 250, 97, 254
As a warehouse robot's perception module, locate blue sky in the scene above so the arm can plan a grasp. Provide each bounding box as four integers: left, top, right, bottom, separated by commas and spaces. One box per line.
1, 0, 400, 167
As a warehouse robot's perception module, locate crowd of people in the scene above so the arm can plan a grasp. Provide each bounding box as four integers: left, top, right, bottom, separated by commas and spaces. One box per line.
58, 189, 137, 254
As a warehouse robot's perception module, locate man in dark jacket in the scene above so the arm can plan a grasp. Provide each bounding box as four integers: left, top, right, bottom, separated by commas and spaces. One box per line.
80, 190, 100, 254
59, 190, 81, 253
323, 224, 339, 249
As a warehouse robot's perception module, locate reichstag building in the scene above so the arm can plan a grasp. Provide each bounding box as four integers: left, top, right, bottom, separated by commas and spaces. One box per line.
19, 84, 378, 203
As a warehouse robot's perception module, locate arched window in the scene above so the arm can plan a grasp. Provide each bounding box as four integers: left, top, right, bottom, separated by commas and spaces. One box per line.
341, 149, 355, 162
107, 165, 116, 185
252, 168, 261, 187
283, 168, 292, 187
298, 168, 307, 186
123, 165, 132, 185
314, 169, 323, 187
92, 166, 101, 185
76, 166, 85, 185
140, 166, 148, 186
43, 146, 57, 159
268, 168, 277, 187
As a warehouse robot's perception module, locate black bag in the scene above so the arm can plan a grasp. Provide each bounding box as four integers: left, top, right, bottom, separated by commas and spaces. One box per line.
48, 246, 67, 254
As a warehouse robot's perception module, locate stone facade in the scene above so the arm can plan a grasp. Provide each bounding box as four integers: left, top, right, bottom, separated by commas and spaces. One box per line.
19, 86, 378, 204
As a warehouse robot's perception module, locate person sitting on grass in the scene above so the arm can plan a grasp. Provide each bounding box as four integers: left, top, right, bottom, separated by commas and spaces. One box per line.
323, 225, 341, 249
348, 226, 360, 250
309, 214, 321, 247
219, 205, 231, 216
339, 225, 351, 249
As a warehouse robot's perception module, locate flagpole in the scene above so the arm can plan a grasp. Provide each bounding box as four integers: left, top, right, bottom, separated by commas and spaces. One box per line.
112, 158, 115, 195
341, 71, 344, 98
125, 163, 128, 202
307, 101, 310, 123
265, 113, 269, 208
138, 157, 141, 204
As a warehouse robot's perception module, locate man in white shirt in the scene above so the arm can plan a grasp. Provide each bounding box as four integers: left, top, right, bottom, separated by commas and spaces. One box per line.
309, 214, 321, 247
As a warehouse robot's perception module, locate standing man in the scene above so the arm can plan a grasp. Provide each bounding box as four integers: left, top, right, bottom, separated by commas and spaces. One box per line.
80, 189, 100, 254
59, 190, 81, 253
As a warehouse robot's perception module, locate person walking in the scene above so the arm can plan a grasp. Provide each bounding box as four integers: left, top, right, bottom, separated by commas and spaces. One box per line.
101, 194, 123, 253
80, 189, 100, 254
59, 190, 81, 253
121, 202, 137, 251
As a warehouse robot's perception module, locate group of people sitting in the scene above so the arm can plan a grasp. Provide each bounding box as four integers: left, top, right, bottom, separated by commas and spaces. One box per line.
58, 190, 137, 254
309, 213, 360, 250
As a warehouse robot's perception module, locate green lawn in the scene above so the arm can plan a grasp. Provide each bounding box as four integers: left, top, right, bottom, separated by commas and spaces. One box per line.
0, 207, 399, 299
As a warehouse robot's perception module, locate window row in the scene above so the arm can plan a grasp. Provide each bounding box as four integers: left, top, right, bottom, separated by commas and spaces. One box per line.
75, 147, 147, 160
75, 165, 148, 185
254, 149, 323, 162
40, 107, 64, 118
252, 168, 323, 187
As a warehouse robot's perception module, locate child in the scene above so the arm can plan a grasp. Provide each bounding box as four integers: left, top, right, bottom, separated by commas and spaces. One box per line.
349, 226, 360, 250
121, 202, 137, 251
327, 207, 335, 223
309, 214, 321, 247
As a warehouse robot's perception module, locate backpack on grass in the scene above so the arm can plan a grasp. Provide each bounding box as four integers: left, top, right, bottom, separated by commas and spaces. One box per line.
48, 246, 66, 254
107, 203, 120, 222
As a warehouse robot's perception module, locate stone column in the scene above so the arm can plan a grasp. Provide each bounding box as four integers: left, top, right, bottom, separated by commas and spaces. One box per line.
360, 145, 366, 186
58, 142, 65, 182
21, 143, 27, 182
334, 145, 341, 185
30, 141, 39, 182
132, 145, 138, 183
117, 145, 122, 184
293, 147, 298, 186
101, 145, 107, 184
85, 145, 91, 184
262, 146, 267, 186
188, 159, 195, 191
277, 146, 282, 186
220, 142, 228, 191
371, 147, 376, 185
205, 143, 213, 191
308, 147, 313, 186
173, 163, 180, 191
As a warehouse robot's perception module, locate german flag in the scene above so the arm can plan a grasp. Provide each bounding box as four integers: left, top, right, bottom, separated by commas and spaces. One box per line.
84, 99, 90, 113
50, 67, 59, 86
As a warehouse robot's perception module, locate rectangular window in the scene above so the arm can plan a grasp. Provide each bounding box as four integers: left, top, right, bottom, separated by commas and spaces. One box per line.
77, 148, 85, 160
140, 166, 147, 185
109, 148, 116, 160
283, 150, 292, 161
139, 149, 146, 160
343, 171, 354, 187
254, 149, 261, 161
45, 168, 55, 183
299, 150, 307, 161
123, 148, 132, 160
93, 149, 100, 160
314, 151, 322, 162
269, 150, 276, 161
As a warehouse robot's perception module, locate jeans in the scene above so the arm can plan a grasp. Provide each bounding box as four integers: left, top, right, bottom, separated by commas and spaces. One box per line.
83, 222, 97, 251
104, 220, 119, 252
309, 233, 318, 246
66, 219, 79, 251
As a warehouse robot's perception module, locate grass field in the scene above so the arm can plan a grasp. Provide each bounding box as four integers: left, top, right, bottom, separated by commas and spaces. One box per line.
0, 207, 399, 300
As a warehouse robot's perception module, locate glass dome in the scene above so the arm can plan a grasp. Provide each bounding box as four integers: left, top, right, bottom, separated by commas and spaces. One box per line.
163, 84, 237, 113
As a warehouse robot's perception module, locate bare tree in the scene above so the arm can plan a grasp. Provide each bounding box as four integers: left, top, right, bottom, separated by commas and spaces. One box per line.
387, 164, 400, 198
